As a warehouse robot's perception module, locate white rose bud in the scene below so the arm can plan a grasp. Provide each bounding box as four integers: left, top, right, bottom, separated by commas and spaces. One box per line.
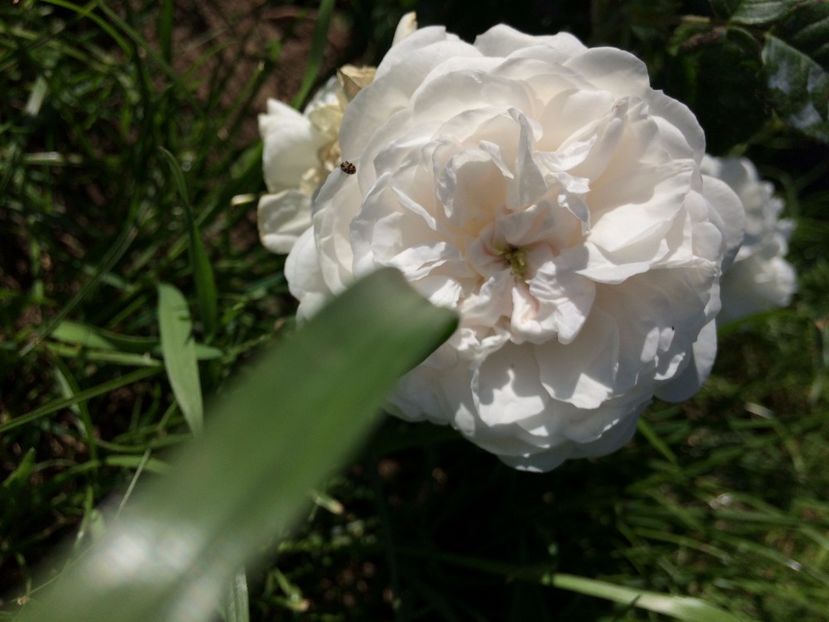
701, 155, 796, 322
284, 24, 746, 471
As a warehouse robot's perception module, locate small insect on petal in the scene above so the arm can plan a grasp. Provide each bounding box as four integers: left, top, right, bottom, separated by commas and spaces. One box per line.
340, 161, 357, 175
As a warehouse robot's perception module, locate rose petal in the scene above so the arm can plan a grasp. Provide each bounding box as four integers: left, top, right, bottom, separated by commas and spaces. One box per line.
475, 25, 587, 59
392, 12, 418, 45
285, 227, 331, 321
654, 319, 717, 402
257, 191, 313, 255
473, 343, 550, 425
564, 47, 651, 99
259, 99, 326, 192
700, 175, 746, 270
312, 167, 364, 291
535, 307, 619, 409
718, 255, 797, 322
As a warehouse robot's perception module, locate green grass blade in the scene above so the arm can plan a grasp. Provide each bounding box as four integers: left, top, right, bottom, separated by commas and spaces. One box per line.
58, 0, 201, 109
17, 205, 142, 359
159, 148, 219, 337
157, 283, 204, 435
2, 448, 36, 488
291, 0, 336, 109
637, 418, 679, 466
103, 455, 170, 476
158, 0, 173, 63
51, 321, 117, 350
50, 320, 222, 360
395, 548, 745, 621
24, 75, 49, 117
225, 569, 250, 622
39, 0, 131, 55
0, 367, 162, 435
47, 343, 161, 367
18, 268, 457, 622
53, 358, 99, 463
543, 574, 745, 622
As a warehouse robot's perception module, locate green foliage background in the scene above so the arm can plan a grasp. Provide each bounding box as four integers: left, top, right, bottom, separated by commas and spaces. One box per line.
1, 0, 828, 620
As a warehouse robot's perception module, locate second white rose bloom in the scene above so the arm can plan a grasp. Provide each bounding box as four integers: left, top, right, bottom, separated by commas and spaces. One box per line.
701, 156, 796, 322
285, 24, 746, 471
257, 79, 345, 255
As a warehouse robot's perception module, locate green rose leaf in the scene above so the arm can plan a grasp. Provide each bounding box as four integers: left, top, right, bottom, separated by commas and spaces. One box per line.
667, 27, 768, 152
773, 2, 829, 70
709, 0, 796, 25
762, 34, 829, 143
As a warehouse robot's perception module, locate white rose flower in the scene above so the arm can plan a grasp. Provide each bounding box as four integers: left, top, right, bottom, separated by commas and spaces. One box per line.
284, 24, 745, 471
701, 155, 796, 322
257, 13, 418, 255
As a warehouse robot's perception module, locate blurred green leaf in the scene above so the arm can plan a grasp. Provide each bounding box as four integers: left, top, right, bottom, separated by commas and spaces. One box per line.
159, 148, 218, 337
544, 574, 745, 622
710, 0, 795, 24
157, 283, 204, 434
762, 35, 829, 142
17, 269, 457, 622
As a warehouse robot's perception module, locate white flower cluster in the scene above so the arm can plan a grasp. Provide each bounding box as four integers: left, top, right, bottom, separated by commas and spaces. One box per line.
256, 16, 796, 471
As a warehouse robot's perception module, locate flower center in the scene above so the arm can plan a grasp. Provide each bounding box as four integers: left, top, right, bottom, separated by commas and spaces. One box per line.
497, 245, 529, 280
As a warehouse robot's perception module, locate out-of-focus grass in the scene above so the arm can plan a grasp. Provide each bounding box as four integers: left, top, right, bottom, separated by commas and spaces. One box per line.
1, 1, 828, 621
13, 268, 458, 622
